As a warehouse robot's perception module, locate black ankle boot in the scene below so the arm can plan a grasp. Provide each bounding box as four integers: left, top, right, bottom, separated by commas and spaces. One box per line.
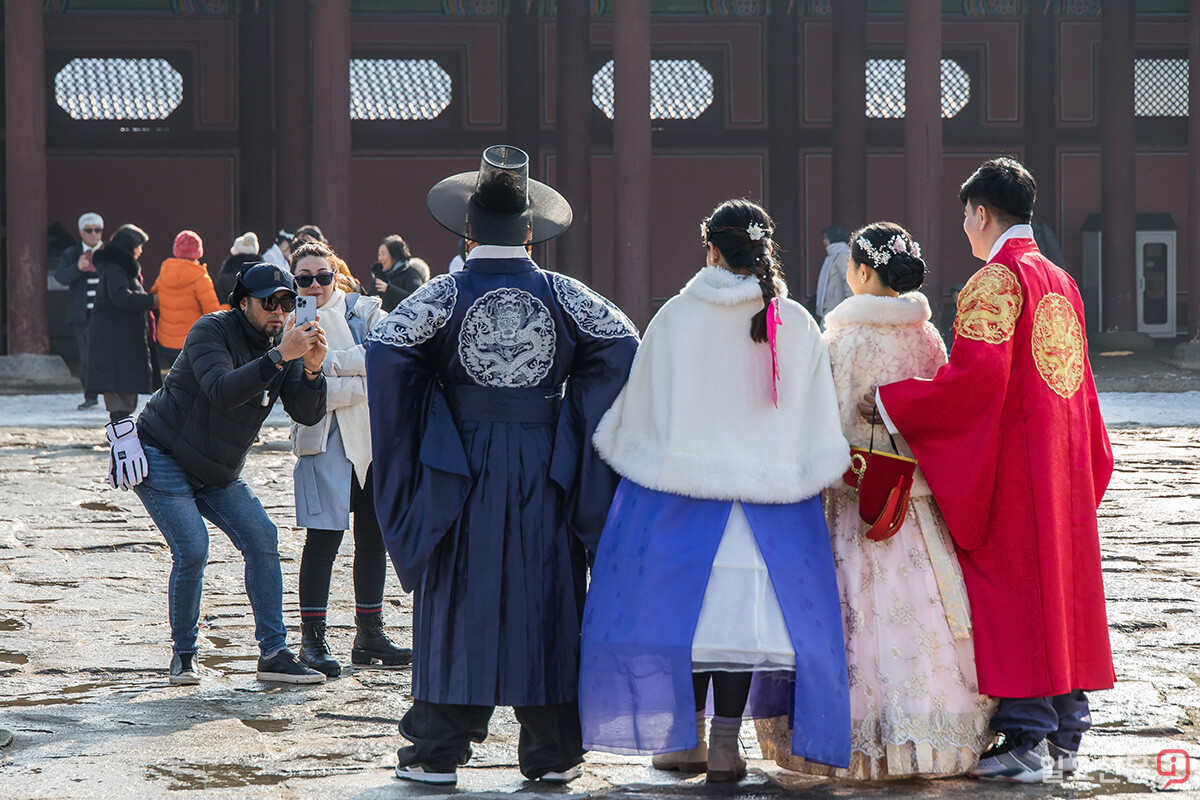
299, 619, 341, 677
351, 612, 412, 666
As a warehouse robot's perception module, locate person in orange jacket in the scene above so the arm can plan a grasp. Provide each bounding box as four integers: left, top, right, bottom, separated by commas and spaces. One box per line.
152, 230, 225, 368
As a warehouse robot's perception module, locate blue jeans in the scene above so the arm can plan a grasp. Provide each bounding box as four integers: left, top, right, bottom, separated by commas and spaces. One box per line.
134, 444, 287, 657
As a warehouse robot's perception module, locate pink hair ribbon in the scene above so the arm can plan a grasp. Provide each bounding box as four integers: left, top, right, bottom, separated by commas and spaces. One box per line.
767, 296, 782, 408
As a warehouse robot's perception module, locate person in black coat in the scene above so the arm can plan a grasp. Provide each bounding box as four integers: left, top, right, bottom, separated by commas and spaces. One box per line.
372, 234, 430, 312
117, 263, 331, 686
219, 232, 261, 304
53, 212, 105, 410
87, 224, 160, 423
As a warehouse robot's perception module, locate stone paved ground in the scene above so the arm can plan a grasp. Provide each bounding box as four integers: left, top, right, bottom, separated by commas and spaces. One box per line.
0, 423, 1197, 799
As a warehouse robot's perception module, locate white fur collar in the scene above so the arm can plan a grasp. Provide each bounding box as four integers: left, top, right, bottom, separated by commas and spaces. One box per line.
823, 292, 931, 329
681, 266, 789, 306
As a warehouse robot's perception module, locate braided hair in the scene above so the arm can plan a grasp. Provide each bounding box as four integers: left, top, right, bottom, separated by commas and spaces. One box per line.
848, 221, 927, 293
701, 199, 783, 343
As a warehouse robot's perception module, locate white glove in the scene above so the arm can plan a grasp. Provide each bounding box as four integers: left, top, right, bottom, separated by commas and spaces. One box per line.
105, 417, 147, 490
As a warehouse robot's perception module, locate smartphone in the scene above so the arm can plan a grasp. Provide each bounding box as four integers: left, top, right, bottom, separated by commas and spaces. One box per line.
294, 295, 317, 327
370, 261, 384, 279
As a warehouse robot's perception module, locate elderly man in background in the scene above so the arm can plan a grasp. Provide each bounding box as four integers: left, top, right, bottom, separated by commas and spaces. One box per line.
54, 212, 105, 410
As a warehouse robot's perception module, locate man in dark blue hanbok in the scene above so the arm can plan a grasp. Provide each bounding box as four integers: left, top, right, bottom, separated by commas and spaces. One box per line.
365, 146, 639, 786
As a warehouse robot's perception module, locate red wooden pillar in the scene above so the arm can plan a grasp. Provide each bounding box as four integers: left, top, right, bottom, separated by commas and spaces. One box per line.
555, 0, 593, 282
904, 0, 943, 326
275, 0, 311, 230
1025, 4, 1058, 238
832, 0, 867, 235
766, 5, 801, 288
1187, 0, 1200, 340
239, 5, 274, 242
310, 0, 352, 249
4, 1, 48, 354
1100, 0, 1136, 332
612, 0, 652, 326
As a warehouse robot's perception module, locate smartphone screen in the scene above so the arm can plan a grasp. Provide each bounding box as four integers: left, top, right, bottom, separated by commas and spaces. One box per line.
294, 295, 317, 327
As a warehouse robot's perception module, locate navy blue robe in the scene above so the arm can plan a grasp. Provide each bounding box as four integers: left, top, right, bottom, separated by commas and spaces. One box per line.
365, 254, 638, 707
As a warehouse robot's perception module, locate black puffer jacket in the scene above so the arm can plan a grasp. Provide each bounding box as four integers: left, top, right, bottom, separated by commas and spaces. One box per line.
378, 258, 430, 312
86, 244, 158, 395
217, 253, 259, 307
138, 308, 326, 488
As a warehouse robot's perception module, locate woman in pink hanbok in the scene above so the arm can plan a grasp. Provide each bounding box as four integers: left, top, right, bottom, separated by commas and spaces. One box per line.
758, 221, 995, 779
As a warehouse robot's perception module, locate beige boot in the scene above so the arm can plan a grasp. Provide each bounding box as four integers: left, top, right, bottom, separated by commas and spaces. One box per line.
651, 713, 707, 773
706, 717, 747, 783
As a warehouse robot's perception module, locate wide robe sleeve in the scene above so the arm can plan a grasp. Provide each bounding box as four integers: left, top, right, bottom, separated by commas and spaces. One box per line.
877, 264, 1017, 551
365, 276, 470, 591
547, 280, 639, 554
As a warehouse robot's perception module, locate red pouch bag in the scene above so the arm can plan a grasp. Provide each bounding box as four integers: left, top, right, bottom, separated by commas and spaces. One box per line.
842, 419, 917, 541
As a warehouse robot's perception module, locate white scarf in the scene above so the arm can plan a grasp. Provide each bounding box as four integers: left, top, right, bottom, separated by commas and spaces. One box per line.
593, 266, 851, 503
319, 289, 372, 482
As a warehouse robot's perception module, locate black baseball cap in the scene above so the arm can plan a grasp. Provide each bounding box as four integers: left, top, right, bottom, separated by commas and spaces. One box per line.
230, 263, 297, 305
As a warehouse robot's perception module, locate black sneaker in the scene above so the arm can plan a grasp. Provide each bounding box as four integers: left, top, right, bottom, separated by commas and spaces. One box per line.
256, 648, 326, 684
77, 398, 99, 410
169, 652, 200, 686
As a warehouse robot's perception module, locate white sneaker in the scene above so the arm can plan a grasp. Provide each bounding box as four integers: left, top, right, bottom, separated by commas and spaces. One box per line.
972, 738, 1050, 783
394, 764, 458, 785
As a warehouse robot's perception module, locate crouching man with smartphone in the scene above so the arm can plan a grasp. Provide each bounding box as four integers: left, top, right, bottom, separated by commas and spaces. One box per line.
105, 263, 330, 686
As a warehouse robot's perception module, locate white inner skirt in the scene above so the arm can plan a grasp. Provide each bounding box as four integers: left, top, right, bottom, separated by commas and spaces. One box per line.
691, 502, 796, 671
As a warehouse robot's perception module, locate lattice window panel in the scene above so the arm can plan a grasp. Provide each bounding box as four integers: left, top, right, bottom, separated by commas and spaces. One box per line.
592, 59, 714, 120
350, 58, 452, 120
1134, 58, 1188, 117
54, 58, 183, 120
865, 58, 971, 119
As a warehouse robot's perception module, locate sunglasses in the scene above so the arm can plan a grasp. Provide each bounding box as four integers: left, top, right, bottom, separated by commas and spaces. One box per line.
259, 293, 297, 312
82, 227, 103, 233
294, 272, 335, 288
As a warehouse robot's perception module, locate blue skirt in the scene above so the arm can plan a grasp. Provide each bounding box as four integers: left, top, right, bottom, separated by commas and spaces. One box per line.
579, 479, 852, 768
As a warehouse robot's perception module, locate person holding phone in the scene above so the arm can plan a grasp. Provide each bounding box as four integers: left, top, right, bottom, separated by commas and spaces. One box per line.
288, 240, 407, 677
111, 263, 329, 686
372, 234, 430, 312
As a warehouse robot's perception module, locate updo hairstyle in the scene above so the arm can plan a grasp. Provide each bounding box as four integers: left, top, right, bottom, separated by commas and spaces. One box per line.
701, 199, 783, 343
849, 221, 926, 293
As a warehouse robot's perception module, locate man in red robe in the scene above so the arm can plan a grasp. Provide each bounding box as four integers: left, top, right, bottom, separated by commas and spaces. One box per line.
875, 158, 1114, 782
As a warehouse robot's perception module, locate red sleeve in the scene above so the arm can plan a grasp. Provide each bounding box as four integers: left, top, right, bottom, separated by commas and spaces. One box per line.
878, 263, 1022, 551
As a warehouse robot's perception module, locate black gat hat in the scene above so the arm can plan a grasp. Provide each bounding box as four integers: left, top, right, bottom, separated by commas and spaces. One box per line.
426, 145, 572, 246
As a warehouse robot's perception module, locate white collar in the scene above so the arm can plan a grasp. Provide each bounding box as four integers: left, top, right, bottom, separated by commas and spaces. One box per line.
680, 265, 788, 306
466, 245, 532, 262
823, 291, 931, 329
987, 224, 1034, 262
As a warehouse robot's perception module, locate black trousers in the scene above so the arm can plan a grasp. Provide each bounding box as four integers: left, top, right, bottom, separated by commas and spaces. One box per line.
397, 699, 584, 780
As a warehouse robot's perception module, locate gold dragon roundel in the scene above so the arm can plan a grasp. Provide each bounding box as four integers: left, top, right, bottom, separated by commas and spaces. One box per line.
1031, 293, 1086, 399
953, 263, 1023, 344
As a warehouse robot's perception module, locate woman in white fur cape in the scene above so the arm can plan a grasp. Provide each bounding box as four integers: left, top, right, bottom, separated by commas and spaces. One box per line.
757, 222, 994, 779
580, 200, 854, 781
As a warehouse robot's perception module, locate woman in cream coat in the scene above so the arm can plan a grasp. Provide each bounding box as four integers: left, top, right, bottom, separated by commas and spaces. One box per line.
289, 240, 410, 676
580, 200, 853, 782
757, 221, 994, 779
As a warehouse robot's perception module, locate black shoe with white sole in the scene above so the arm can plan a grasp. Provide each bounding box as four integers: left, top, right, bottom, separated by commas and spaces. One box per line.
256, 648, 326, 684
394, 764, 458, 785
971, 737, 1049, 782
169, 652, 200, 685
